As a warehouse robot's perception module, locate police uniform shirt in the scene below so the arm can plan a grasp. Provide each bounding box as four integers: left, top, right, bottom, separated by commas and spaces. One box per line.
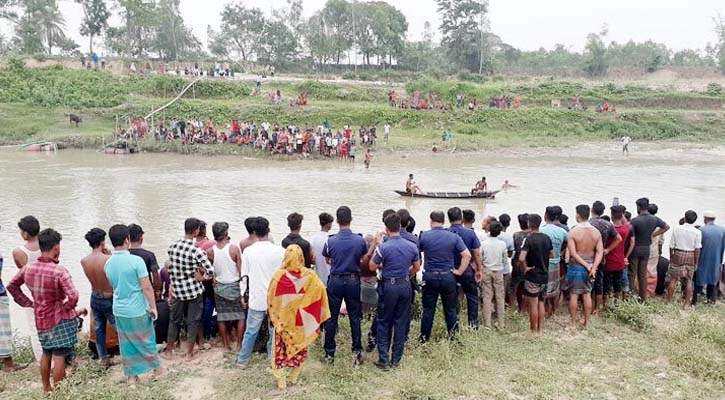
322, 229, 368, 275
373, 236, 419, 279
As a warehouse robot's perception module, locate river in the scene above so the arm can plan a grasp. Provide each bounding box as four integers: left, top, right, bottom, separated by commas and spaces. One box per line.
1, 145, 724, 333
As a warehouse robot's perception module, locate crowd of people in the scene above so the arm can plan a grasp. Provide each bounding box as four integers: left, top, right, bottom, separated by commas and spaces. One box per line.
1, 198, 724, 392
151, 118, 390, 159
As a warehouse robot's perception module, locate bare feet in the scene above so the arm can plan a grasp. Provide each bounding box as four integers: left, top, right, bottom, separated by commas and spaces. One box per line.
160, 351, 175, 361
184, 351, 200, 362
152, 367, 168, 381
127, 376, 140, 384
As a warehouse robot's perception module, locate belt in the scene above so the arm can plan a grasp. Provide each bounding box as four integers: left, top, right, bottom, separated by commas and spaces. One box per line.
91, 290, 113, 299
330, 272, 360, 278
381, 277, 410, 285
425, 270, 452, 275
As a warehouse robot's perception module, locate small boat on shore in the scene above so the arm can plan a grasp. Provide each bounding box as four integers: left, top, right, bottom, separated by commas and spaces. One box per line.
394, 190, 499, 199
103, 146, 138, 154
22, 142, 57, 152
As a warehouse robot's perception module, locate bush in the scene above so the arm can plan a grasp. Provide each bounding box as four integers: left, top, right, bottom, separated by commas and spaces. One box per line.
606, 299, 658, 332
706, 82, 723, 96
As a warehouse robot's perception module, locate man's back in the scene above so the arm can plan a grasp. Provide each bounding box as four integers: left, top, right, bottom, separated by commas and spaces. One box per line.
242, 241, 285, 311
569, 225, 601, 257
81, 252, 112, 294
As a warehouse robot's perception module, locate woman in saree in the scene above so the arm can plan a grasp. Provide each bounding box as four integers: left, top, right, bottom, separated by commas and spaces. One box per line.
267, 245, 330, 389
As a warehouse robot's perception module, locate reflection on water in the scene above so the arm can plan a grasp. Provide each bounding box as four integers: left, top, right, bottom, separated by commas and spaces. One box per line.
1, 148, 723, 332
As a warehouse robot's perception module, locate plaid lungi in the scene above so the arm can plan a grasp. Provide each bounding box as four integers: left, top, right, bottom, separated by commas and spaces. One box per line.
37, 318, 78, 351
671, 249, 696, 268
0, 296, 11, 358
214, 282, 245, 322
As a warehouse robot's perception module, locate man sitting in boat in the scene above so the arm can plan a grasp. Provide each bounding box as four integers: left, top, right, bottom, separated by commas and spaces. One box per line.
406, 174, 422, 195
471, 176, 488, 194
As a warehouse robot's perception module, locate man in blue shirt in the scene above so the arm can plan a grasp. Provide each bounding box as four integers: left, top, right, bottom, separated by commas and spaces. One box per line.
446, 207, 483, 327
369, 213, 421, 369
322, 206, 373, 364
419, 210, 471, 342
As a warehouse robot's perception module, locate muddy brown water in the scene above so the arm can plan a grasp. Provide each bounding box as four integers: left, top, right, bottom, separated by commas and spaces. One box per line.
2, 145, 724, 333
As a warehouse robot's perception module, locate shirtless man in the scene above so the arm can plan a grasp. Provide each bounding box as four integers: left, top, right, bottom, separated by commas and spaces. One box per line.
406, 174, 422, 194
471, 177, 488, 194
501, 180, 518, 191
12, 215, 43, 361
80, 228, 114, 367
239, 217, 259, 253
364, 148, 373, 169
566, 205, 603, 328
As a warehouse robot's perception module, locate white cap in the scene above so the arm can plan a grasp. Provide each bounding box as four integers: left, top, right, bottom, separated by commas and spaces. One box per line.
703, 211, 717, 219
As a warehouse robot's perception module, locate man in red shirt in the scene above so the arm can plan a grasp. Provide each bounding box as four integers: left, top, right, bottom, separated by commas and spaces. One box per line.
604, 206, 634, 305
7, 229, 79, 393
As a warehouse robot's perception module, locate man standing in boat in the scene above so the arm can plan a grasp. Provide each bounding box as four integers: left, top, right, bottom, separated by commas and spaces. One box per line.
406, 174, 422, 195
471, 177, 488, 194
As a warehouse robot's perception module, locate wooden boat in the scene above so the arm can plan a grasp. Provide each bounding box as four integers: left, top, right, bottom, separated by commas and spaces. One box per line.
394, 190, 499, 199
23, 142, 57, 152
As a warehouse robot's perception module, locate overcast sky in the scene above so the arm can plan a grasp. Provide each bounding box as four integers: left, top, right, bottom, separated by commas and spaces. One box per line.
43, 0, 725, 53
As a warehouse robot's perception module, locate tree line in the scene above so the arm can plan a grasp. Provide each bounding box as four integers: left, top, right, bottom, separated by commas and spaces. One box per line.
1, 0, 724, 76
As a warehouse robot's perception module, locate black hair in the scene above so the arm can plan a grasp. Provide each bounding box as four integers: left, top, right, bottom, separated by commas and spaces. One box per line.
560, 214, 569, 225
592, 201, 606, 217
108, 224, 129, 247
212, 222, 229, 241
128, 224, 144, 243
384, 213, 402, 233
287, 213, 303, 231
84, 228, 106, 249
382, 209, 396, 223
498, 213, 511, 228
576, 204, 591, 220
184, 217, 202, 235
447, 207, 463, 223
648, 203, 659, 215
319, 212, 334, 227
252, 217, 270, 236
636, 197, 650, 211
610, 205, 625, 220
198, 221, 207, 236
38, 228, 62, 253
406, 217, 416, 233
527, 214, 542, 229
517, 213, 529, 230
460, 209, 475, 224
336, 206, 352, 225
18, 215, 40, 237
624, 211, 632, 222
397, 209, 411, 228
545, 206, 557, 221
489, 221, 503, 238
244, 217, 256, 234
684, 210, 697, 224
601, 215, 611, 222
550, 206, 563, 220
430, 210, 445, 224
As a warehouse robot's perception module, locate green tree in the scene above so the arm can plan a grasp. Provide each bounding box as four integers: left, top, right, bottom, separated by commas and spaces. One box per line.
715, 13, 725, 74
584, 29, 608, 77
303, 12, 335, 65
217, 3, 266, 61
0, 0, 20, 23
76, 0, 110, 54
23, 0, 72, 55
256, 19, 298, 66
152, 0, 201, 60
436, 0, 492, 72
320, 0, 353, 64
112, 0, 157, 56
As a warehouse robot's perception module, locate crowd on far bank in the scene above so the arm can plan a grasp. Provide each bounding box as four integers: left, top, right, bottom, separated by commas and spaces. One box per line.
139, 117, 393, 160
1, 196, 724, 393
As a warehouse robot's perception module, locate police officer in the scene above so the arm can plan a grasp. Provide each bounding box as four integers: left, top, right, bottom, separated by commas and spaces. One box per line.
419, 210, 471, 342
369, 213, 421, 369
322, 206, 374, 365
447, 207, 483, 327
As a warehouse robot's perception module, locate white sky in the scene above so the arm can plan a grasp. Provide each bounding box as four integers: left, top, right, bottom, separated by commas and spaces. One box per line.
26, 0, 725, 53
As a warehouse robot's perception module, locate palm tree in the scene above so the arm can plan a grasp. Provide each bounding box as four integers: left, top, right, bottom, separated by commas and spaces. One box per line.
25, 0, 68, 55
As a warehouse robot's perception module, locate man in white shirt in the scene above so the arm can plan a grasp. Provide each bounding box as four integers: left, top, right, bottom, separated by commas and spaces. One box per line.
480, 221, 509, 329
384, 123, 391, 143
666, 210, 702, 307
310, 213, 334, 286
236, 217, 285, 367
